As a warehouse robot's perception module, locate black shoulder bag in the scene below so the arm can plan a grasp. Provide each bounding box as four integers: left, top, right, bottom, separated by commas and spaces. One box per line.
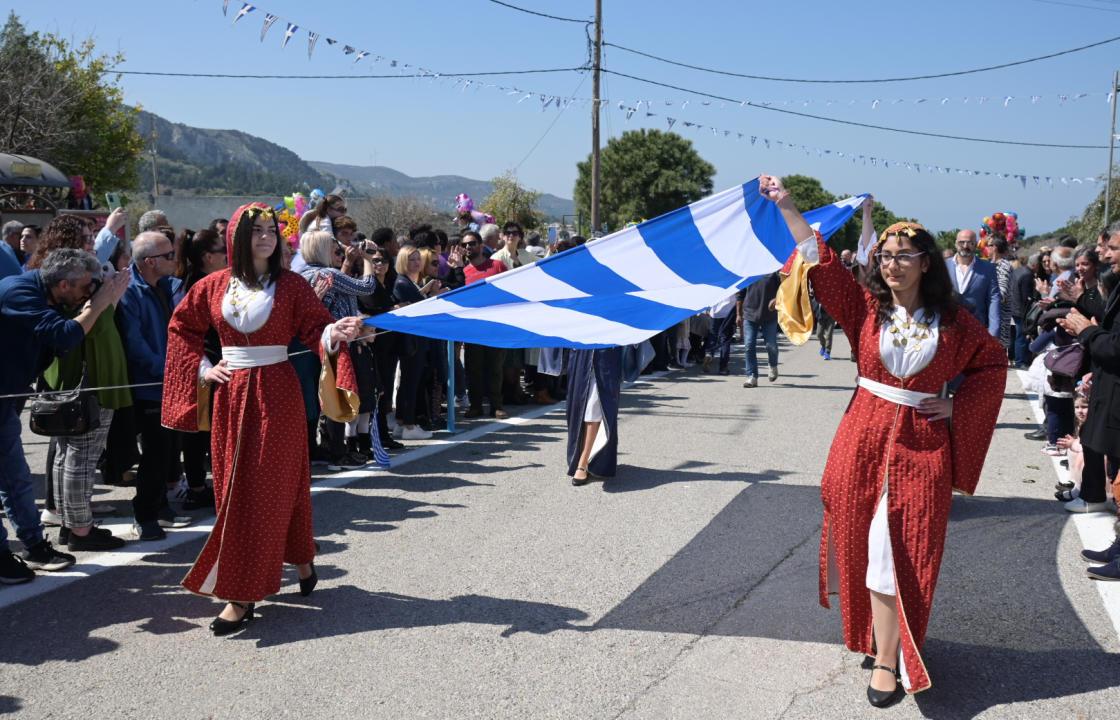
29, 364, 102, 437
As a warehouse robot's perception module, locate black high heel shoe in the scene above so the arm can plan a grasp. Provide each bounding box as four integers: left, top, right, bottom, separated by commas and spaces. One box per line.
299, 562, 318, 597
210, 602, 254, 637
866, 664, 904, 708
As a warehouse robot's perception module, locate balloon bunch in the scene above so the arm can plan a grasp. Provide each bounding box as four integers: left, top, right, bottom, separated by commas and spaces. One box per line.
454, 193, 495, 229
978, 211, 1024, 256
273, 189, 323, 246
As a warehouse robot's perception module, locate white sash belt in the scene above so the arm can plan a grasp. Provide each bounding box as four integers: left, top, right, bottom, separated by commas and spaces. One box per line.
222, 345, 288, 369
857, 376, 936, 408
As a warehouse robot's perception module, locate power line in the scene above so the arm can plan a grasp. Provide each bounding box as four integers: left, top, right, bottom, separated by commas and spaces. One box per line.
1027, 0, 1120, 12
603, 33, 1120, 84
485, 0, 590, 23
601, 69, 1109, 149
514, 71, 589, 170
109, 67, 585, 79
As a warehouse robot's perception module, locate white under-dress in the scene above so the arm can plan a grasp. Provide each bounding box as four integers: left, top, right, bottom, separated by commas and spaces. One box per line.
865, 305, 940, 596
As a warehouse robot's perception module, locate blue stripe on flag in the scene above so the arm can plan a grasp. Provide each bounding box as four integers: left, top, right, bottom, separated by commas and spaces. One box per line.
369, 311, 615, 349
442, 281, 524, 309
741, 179, 797, 262
636, 205, 742, 288
534, 246, 643, 296
542, 293, 690, 331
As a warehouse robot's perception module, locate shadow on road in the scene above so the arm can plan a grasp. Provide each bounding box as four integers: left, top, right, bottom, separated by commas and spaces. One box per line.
0, 696, 22, 715
236, 586, 589, 648
594, 483, 1120, 714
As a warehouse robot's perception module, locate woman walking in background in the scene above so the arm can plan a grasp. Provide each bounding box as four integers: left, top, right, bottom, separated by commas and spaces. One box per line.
566, 347, 623, 486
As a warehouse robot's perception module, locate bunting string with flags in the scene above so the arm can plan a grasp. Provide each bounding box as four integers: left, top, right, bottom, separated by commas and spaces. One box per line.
610, 102, 1101, 189
214, 1, 1099, 188
367, 179, 866, 349
601, 91, 1114, 112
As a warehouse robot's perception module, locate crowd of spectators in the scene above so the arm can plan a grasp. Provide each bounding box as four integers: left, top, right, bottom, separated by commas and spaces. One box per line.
1, 202, 1118, 584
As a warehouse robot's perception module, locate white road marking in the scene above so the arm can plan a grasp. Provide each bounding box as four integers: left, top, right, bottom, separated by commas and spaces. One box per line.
0, 374, 668, 611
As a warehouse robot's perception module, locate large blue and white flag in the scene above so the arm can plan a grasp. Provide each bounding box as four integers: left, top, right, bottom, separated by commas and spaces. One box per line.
367, 178, 866, 349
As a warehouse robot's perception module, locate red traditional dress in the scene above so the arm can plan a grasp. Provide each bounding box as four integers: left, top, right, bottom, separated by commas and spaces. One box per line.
803, 235, 1005, 694
162, 264, 357, 603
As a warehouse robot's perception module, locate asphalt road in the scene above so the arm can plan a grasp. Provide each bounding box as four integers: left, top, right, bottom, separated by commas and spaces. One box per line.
3, 335, 1118, 719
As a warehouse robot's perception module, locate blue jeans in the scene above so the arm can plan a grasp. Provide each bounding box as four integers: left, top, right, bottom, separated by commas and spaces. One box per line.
0, 400, 44, 548
744, 318, 779, 378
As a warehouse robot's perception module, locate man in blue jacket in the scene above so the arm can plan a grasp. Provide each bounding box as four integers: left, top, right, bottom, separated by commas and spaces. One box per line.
946, 230, 1001, 337
0, 249, 128, 582
117, 231, 190, 541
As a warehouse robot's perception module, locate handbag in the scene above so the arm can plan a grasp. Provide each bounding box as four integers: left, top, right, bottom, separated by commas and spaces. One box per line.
1043, 343, 1084, 379
29, 366, 102, 437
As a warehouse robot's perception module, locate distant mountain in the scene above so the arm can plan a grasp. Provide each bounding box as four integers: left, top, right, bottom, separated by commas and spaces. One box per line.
129, 110, 575, 218
309, 161, 575, 220
134, 110, 332, 196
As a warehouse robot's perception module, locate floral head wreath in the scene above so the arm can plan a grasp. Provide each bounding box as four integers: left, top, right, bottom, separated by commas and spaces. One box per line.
876, 221, 928, 251
226, 202, 277, 258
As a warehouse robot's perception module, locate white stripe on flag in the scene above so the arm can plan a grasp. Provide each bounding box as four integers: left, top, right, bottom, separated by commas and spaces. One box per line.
689, 186, 781, 277
488, 265, 588, 302
631, 284, 735, 311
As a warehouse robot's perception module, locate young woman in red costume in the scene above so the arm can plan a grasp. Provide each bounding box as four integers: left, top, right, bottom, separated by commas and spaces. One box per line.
162, 202, 363, 636
761, 176, 1005, 706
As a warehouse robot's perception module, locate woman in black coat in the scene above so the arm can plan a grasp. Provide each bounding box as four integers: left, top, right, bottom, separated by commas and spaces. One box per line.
566, 347, 623, 486
1059, 252, 1120, 516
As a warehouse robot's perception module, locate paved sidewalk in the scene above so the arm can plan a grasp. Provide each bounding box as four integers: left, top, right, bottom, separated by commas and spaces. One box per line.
2, 336, 1118, 719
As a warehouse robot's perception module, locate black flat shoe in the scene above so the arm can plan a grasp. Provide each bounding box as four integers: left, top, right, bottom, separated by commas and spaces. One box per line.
867, 664, 904, 708
299, 562, 318, 597
210, 602, 254, 637
571, 466, 590, 486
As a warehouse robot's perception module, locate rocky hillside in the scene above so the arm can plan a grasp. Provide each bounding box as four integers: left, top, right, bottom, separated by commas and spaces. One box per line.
134, 109, 333, 195
131, 110, 576, 219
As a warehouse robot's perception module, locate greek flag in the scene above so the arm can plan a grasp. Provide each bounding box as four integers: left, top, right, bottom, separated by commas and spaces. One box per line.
367, 178, 866, 348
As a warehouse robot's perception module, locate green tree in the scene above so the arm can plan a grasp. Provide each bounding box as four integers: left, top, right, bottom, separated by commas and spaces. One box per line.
779, 175, 911, 252
781, 174, 836, 212
574, 129, 715, 233
479, 172, 542, 230
0, 12, 143, 198
1059, 169, 1119, 243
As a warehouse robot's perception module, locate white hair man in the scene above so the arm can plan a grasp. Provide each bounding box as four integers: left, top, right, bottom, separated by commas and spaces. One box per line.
118, 231, 191, 541
137, 209, 169, 233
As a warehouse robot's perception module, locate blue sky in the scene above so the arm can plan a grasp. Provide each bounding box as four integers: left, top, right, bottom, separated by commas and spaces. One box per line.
9, 0, 1118, 232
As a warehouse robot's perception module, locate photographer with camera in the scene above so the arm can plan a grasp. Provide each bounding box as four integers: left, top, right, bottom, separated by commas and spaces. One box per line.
0, 248, 129, 582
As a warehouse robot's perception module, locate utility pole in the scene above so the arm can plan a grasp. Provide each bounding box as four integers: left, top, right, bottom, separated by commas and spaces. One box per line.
590, 0, 602, 235
1104, 69, 1118, 228
149, 127, 160, 198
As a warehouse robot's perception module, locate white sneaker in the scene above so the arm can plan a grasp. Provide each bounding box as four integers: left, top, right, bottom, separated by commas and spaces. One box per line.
1064, 497, 1112, 514
167, 476, 190, 503
40, 508, 62, 526
401, 426, 433, 441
